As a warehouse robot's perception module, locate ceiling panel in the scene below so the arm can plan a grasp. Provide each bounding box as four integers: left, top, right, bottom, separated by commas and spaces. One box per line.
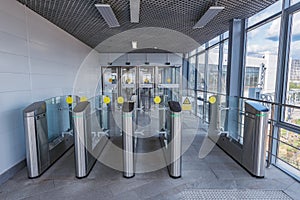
17, 0, 278, 53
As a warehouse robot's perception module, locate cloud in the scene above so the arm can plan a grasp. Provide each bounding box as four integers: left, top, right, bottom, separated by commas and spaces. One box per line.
266, 17, 281, 39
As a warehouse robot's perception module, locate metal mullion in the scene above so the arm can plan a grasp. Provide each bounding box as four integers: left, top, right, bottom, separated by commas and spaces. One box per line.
276, 121, 300, 135
285, 1, 300, 14
194, 53, 199, 115
218, 35, 224, 95
204, 43, 209, 122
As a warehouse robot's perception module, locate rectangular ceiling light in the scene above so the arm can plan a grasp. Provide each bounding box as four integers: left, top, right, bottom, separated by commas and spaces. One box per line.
193, 6, 224, 29
95, 4, 120, 28
132, 41, 138, 49
130, 0, 140, 23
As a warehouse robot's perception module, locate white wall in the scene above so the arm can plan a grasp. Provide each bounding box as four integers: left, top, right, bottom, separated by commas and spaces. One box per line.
0, 0, 93, 175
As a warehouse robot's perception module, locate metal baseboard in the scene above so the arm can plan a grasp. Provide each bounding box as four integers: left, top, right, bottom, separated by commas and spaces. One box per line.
216, 136, 243, 163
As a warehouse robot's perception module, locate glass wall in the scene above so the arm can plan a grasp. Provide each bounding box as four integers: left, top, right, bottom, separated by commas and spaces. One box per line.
284, 11, 300, 127
188, 56, 196, 89
187, 34, 228, 123
247, 0, 282, 27
187, 0, 300, 180
197, 53, 205, 90
207, 45, 219, 93
221, 40, 228, 94
244, 17, 281, 100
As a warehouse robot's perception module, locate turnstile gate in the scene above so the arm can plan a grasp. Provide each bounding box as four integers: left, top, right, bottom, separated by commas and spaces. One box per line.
23, 96, 75, 178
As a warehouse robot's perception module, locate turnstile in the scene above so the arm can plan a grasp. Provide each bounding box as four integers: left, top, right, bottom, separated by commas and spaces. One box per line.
242, 101, 269, 177
168, 101, 182, 178
23, 99, 74, 178
73, 101, 94, 178
209, 96, 270, 178
122, 102, 135, 178
73, 101, 108, 178
24, 102, 49, 178
160, 101, 182, 178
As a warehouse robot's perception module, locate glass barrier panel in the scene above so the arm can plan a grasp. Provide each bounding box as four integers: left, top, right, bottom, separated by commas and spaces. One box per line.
45, 95, 75, 142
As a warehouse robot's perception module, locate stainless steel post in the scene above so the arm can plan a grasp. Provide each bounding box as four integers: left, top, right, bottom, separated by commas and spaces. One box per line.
243, 101, 269, 177
168, 101, 182, 178
23, 101, 49, 178
122, 102, 135, 178
73, 101, 93, 178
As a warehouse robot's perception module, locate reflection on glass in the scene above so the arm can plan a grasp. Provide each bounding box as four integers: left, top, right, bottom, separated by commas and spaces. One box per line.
157, 67, 180, 103
188, 56, 196, 89
121, 67, 136, 102
248, 0, 282, 27
221, 40, 228, 94
139, 67, 154, 111
244, 17, 280, 100
207, 45, 219, 93
197, 53, 205, 90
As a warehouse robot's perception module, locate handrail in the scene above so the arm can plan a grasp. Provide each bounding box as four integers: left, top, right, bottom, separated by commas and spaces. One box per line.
195, 89, 300, 110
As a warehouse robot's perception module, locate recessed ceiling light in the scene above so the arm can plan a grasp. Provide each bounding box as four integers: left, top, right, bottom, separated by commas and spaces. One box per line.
193, 6, 224, 29
132, 41, 138, 49
130, 0, 140, 23
154, 47, 158, 49
95, 4, 120, 28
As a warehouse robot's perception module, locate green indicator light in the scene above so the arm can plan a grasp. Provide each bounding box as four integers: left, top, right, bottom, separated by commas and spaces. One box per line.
171, 114, 180, 118
256, 114, 266, 117
72, 115, 83, 118
123, 114, 132, 118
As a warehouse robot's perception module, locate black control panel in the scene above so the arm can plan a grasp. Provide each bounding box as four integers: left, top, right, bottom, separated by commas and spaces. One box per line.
122, 101, 134, 112
168, 101, 181, 113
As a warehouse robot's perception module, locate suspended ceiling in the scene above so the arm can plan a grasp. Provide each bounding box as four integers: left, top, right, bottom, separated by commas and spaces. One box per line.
17, 0, 278, 53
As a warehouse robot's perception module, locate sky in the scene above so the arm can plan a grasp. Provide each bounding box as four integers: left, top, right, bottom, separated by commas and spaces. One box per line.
247, 0, 300, 60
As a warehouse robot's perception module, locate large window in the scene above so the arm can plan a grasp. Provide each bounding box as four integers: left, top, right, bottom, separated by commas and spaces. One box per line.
221, 40, 228, 94
248, 0, 282, 27
284, 11, 300, 127
188, 56, 196, 89
207, 45, 219, 93
244, 17, 281, 100
197, 53, 205, 90
291, 0, 300, 6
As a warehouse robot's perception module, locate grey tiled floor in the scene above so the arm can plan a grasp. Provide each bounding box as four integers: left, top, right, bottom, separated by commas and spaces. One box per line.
0, 128, 299, 199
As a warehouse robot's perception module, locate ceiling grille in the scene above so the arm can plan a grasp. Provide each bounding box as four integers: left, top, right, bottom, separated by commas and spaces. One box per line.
17, 0, 278, 52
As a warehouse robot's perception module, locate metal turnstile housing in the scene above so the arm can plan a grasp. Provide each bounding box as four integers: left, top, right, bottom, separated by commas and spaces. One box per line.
23, 101, 50, 178
168, 101, 182, 178
122, 102, 135, 178
73, 101, 95, 178
242, 101, 269, 177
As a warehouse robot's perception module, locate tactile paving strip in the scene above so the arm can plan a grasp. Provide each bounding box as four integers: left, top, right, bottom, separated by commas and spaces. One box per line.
180, 189, 292, 200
